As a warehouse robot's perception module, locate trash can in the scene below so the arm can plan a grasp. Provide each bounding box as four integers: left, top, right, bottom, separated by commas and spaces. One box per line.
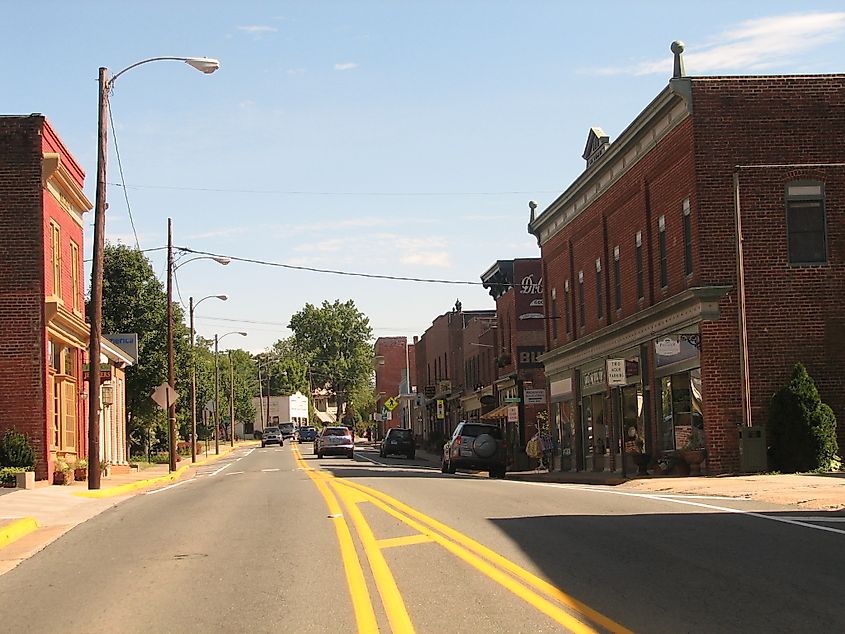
739, 425, 767, 473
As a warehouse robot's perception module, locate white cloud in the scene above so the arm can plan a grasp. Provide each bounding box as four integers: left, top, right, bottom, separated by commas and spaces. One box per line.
239, 100, 255, 110
286, 68, 306, 75
237, 25, 278, 34
289, 232, 453, 269
400, 251, 452, 268
588, 12, 845, 76
334, 62, 359, 71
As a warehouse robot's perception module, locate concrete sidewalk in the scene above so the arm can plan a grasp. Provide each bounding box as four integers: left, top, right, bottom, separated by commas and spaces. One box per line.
0, 442, 256, 573
382, 441, 845, 512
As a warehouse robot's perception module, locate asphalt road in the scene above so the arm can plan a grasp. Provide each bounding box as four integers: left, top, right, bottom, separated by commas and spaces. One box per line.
0, 443, 843, 633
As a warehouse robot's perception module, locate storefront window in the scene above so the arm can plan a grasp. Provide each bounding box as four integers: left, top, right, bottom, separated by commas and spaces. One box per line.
659, 369, 704, 450
622, 386, 644, 453
582, 394, 608, 471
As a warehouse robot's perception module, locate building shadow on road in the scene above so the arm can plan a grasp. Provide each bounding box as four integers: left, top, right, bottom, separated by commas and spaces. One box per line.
485, 508, 845, 633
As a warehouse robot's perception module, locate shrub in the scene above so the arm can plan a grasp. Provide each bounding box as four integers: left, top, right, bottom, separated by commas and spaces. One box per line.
768, 363, 840, 473
0, 466, 28, 486
0, 429, 36, 469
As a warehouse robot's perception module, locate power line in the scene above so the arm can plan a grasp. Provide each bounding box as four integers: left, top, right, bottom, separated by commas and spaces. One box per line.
108, 182, 560, 197
107, 97, 141, 250
176, 246, 490, 286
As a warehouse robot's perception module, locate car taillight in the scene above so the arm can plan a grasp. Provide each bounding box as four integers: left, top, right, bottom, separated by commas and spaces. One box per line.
455, 436, 462, 446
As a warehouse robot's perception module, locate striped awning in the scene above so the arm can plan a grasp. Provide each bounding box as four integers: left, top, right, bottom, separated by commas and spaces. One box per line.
480, 404, 510, 420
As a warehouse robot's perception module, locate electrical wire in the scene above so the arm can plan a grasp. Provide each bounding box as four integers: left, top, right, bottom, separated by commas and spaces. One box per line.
175, 246, 492, 286
108, 182, 560, 197
106, 96, 141, 250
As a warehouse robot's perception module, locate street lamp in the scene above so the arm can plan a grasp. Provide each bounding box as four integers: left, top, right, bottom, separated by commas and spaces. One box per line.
189, 294, 227, 462
87, 55, 220, 489
214, 331, 247, 454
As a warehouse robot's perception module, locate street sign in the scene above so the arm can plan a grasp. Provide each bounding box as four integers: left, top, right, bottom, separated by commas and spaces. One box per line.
507, 406, 519, 423
436, 399, 445, 419
523, 389, 547, 405
606, 359, 626, 386
504, 397, 521, 404
384, 396, 399, 411
151, 383, 179, 410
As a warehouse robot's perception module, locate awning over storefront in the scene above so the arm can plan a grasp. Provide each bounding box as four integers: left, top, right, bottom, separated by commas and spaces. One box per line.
480, 404, 509, 420
315, 411, 336, 424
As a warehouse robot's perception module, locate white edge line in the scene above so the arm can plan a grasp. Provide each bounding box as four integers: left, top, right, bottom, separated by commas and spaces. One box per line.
145, 479, 196, 495
261, 468, 281, 472
244, 448, 255, 456
226, 471, 245, 476
508, 480, 845, 536
209, 462, 233, 477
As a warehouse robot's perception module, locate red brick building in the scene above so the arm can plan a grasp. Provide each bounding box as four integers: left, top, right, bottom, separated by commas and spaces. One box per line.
0, 115, 91, 480
415, 305, 496, 446
481, 259, 547, 468
373, 336, 416, 437
529, 50, 845, 474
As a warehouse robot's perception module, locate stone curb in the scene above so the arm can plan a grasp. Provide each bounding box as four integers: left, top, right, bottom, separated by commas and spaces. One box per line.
0, 517, 39, 550
73, 443, 249, 499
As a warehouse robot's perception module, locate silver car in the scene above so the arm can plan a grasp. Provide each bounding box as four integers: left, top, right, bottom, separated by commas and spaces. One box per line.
261, 427, 284, 447
315, 426, 354, 459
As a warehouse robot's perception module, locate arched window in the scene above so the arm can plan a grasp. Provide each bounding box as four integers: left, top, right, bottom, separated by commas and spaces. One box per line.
786, 181, 827, 264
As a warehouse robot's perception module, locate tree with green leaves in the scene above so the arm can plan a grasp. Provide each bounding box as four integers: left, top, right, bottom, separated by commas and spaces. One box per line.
288, 300, 374, 421
96, 244, 189, 454
768, 363, 840, 472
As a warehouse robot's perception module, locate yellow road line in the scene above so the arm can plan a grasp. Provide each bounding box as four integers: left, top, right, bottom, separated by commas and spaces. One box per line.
376, 534, 435, 549
292, 447, 379, 633
344, 485, 598, 634
336, 478, 633, 634
332, 482, 416, 634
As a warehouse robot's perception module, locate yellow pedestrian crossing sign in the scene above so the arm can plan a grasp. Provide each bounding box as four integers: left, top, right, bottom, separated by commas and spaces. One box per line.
384, 396, 399, 411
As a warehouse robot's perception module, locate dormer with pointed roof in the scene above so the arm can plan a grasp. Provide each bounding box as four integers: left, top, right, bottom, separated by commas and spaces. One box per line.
582, 126, 610, 169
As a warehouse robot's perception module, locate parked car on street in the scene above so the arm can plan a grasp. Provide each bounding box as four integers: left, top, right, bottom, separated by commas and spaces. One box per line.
279, 422, 296, 440
315, 426, 354, 459
379, 428, 416, 459
296, 426, 318, 442
261, 427, 284, 448
441, 421, 506, 478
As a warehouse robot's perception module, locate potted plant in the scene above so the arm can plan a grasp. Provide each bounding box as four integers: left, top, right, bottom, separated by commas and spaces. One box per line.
100, 460, 111, 478
680, 428, 707, 475
53, 460, 72, 485
73, 458, 88, 481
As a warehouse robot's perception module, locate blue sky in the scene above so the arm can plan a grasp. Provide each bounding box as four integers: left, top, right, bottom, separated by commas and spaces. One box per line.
4, 2, 845, 352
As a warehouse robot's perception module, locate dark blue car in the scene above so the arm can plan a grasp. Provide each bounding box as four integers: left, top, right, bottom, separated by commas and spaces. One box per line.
296, 426, 318, 442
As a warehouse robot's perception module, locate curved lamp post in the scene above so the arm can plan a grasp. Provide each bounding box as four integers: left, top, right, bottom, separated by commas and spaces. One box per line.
214, 331, 247, 454
189, 294, 227, 462
88, 55, 220, 489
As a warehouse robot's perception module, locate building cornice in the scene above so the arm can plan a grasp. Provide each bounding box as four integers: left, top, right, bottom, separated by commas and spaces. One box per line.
42, 153, 92, 228
540, 286, 730, 378
528, 79, 692, 246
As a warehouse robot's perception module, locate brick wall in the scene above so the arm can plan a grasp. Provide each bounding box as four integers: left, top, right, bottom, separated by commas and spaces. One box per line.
692, 76, 845, 458
0, 115, 48, 477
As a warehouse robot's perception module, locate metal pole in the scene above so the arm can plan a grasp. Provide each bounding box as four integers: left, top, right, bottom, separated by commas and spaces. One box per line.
733, 172, 752, 428
266, 365, 271, 426
258, 364, 265, 429
404, 338, 411, 429
87, 66, 108, 490
229, 351, 235, 447
190, 296, 197, 463
167, 218, 177, 472
214, 334, 220, 454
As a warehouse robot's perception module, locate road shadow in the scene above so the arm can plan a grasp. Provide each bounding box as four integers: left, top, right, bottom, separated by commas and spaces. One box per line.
486, 509, 845, 633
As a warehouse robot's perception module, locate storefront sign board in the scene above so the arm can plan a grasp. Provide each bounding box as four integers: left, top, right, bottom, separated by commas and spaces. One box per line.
507, 406, 519, 422
524, 389, 547, 405
606, 359, 626, 386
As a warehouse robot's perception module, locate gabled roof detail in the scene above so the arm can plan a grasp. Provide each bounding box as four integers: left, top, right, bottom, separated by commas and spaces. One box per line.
582, 127, 610, 168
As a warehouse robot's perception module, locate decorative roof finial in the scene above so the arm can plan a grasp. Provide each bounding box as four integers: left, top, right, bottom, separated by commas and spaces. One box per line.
671, 40, 686, 78
528, 200, 538, 223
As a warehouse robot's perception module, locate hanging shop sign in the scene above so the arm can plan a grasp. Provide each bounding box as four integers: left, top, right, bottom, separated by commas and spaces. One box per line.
655, 335, 681, 357
436, 399, 445, 419
507, 406, 519, 423
606, 359, 626, 386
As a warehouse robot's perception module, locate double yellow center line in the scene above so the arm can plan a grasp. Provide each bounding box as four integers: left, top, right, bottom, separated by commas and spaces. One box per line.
292, 446, 631, 634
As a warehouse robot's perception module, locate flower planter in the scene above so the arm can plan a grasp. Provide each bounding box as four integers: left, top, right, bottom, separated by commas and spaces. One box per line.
74, 468, 88, 481
680, 449, 706, 476
53, 471, 73, 485
630, 452, 651, 476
